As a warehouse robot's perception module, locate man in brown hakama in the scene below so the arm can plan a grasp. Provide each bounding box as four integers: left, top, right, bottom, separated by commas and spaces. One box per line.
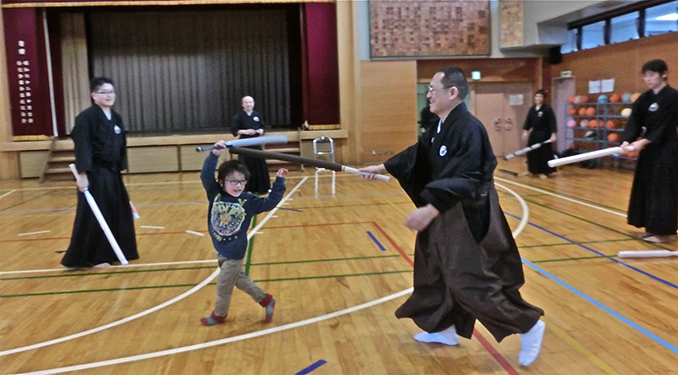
361, 67, 545, 366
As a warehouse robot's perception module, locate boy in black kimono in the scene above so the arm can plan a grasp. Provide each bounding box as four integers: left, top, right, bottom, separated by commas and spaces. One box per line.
621, 59, 678, 244
62, 77, 138, 268
361, 67, 545, 367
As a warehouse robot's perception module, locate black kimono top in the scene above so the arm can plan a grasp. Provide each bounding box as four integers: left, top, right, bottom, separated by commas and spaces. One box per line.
622, 85, 678, 145
384, 102, 496, 214
523, 104, 557, 134
230, 110, 267, 139
71, 105, 128, 173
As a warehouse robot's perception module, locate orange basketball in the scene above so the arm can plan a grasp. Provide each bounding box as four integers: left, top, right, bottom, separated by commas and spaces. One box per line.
589, 120, 597, 128
607, 133, 621, 143
631, 93, 641, 102
580, 95, 590, 103
606, 120, 618, 129
568, 96, 576, 103
610, 94, 622, 102
585, 107, 596, 116
568, 107, 578, 115
579, 107, 587, 115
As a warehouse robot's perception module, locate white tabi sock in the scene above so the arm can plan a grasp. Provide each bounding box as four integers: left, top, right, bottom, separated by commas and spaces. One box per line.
413, 325, 459, 346
519, 320, 546, 366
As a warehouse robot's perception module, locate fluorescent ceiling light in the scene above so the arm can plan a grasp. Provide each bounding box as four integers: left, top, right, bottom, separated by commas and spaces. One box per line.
656, 13, 678, 21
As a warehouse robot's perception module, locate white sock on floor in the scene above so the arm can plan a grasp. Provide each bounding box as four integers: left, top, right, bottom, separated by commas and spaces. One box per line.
414, 325, 459, 346
519, 320, 545, 366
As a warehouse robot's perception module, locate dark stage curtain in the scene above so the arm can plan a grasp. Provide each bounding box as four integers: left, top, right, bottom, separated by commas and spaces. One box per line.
88, 10, 290, 133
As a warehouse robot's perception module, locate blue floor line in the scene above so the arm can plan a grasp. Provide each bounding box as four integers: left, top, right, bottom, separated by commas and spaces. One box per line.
366, 231, 386, 251
294, 359, 327, 375
505, 211, 678, 290
522, 258, 678, 356
504, 211, 678, 355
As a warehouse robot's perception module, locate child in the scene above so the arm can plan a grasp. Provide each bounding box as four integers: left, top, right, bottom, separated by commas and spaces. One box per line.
200, 140, 287, 326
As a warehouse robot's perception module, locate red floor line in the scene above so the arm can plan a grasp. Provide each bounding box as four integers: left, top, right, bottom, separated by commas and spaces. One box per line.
371, 220, 520, 375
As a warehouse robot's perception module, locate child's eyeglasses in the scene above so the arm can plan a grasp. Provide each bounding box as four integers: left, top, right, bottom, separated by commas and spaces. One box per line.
226, 179, 247, 186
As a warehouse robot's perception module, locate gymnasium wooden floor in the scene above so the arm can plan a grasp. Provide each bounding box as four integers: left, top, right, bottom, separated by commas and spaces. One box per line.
2, 158, 678, 375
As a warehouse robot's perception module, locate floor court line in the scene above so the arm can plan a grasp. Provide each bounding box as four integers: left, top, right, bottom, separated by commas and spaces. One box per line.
0, 177, 307, 358
505, 211, 678, 290
10, 182, 525, 374
0, 189, 16, 200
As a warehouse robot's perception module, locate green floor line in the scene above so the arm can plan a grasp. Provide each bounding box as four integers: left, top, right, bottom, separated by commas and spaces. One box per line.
244, 214, 258, 276
519, 238, 636, 249
0, 255, 403, 281
0, 269, 413, 298
521, 198, 673, 251
531, 255, 617, 264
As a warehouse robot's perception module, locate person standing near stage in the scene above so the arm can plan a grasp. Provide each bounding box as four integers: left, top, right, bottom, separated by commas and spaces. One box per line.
620, 59, 678, 244
230, 96, 270, 195
419, 104, 439, 134
62, 77, 138, 268
360, 67, 545, 366
522, 89, 557, 178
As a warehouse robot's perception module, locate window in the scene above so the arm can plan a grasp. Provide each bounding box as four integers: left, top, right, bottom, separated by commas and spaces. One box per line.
610, 11, 639, 43
581, 21, 605, 50
645, 1, 678, 36
561, 28, 578, 54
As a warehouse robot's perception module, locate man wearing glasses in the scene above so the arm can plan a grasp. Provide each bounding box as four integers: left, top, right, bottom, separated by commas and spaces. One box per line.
361, 67, 545, 366
63, 77, 139, 268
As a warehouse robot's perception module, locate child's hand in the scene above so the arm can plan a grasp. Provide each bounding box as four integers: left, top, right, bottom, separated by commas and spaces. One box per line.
212, 140, 226, 155
276, 168, 288, 178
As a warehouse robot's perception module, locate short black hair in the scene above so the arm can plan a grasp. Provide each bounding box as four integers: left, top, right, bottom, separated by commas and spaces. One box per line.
535, 89, 547, 98
217, 159, 251, 184
90, 77, 115, 93
642, 59, 668, 75
437, 66, 468, 100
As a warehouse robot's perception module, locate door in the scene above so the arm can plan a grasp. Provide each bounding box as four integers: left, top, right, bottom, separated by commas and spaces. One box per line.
552, 77, 576, 152
473, 83, 532, 157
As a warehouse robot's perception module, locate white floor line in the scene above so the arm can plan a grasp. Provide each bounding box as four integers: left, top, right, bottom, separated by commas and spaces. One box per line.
15, 288, 415, 375
0, 260, 218, 276
494, 176, 626, 218
0, 177, 307, 358
140, 226, 164, 229
17, 230, 51, 237
0, 189, 17, 200
184, 230, 205, 237
13, 182, 532, 375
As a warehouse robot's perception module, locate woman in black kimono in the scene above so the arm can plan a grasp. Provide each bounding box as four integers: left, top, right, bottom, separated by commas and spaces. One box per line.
230, 96, 270, 195
361, 67, 545, 367
621, 59, 678, 244
63, 77, 138, 268
522, 90, 557, 178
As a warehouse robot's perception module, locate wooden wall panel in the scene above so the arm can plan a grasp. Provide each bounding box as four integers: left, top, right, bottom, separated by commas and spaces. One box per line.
417, 58, 538, 83
358, 60, 417, 163
127, 146, 179, 173
558, 32, 678, 95
18, 150, 47, 178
